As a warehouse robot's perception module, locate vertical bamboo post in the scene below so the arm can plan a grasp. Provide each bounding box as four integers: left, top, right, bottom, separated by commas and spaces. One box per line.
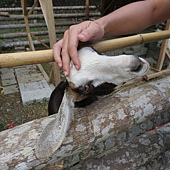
39, 0, 61, 85
21, 0, 35, 51
85, 0, 89, 20
156, 20, 170, 71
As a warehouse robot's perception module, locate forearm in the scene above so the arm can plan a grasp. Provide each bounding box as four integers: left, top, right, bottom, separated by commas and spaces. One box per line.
95, 0, 170, 37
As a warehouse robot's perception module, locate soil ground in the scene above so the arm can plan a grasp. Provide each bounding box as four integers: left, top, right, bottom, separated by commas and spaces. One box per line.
0, 92, 48, 131
0, 63, 53, 131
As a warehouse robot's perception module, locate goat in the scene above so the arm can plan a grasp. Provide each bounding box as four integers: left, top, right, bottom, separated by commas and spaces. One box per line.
35, 47, 149, 160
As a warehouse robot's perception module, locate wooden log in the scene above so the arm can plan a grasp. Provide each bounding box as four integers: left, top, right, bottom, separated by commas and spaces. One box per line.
81, 122, 170, 169
1, 30, 170, 69
0, 76, 170, 169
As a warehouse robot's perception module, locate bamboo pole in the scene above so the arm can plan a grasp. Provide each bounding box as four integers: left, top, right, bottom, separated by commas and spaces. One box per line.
1, 30, 170, 69
143, 68, 170, 80
0, 6, 97, 12
0, 13, 100, 21
0, 22, 79, 29
93, 30, 170, 52
0, 49, 53, 69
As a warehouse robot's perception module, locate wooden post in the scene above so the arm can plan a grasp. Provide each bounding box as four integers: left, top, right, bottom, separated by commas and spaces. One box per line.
85, 0, 89, 20
20, 0, 35, 51
39, 0, 56, 48
156, 20, 170, 71
39, 0, 61, 85
20, 0, 61, 86
0, 76, 170, 169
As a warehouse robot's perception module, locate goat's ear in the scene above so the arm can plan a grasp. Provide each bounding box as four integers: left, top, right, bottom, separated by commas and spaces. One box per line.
48, 81, 67, 116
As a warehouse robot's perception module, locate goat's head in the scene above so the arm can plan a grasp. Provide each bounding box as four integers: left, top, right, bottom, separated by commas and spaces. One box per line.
49, 47, 149, 115
36, 46, 149, 160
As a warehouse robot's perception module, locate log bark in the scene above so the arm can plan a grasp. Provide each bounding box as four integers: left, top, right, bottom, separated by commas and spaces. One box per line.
80, 122, 170, 169
0, 76, 170, 170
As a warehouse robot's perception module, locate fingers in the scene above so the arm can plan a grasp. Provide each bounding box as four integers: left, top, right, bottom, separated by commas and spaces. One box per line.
53, 21, 104, 77
67, 25, 83, 70
62, 21, 97, 73
53, 29, 80, 77
53, 39, 63, 68
61, 30, 71, 76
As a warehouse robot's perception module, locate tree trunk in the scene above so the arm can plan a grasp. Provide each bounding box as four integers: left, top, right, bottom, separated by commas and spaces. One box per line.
0, 76, 170, 170
80, 122, 170, 169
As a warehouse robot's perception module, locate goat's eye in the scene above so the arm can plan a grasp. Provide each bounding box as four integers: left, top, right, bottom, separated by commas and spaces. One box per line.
83, 85, 90, 94
131, 63, 142, 72
73, 81, 94, 95
82, 81, 94, 94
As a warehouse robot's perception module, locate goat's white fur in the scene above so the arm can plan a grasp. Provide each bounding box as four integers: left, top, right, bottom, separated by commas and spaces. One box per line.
67, 47, 149, 87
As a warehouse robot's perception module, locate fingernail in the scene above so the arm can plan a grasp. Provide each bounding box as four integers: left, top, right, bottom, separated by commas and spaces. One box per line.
64, 71, 68, 76
58, 63, 62, 67
75, 65, 79, 70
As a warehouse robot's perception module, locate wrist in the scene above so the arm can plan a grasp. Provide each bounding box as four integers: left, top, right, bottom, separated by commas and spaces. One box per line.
93, 19, 106, 38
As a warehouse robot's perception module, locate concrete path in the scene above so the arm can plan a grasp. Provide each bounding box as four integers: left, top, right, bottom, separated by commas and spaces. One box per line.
0, 65, 52, 105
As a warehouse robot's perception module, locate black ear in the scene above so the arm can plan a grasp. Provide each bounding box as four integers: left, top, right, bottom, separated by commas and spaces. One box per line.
48, 81, 67, 116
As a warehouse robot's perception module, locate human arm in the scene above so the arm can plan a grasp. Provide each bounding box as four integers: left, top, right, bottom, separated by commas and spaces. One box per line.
95, 0, 170, 37
53, 0, 170, 76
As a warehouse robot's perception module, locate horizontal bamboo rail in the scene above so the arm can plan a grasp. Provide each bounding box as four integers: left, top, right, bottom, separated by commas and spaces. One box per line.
94, 30, 170, 52
0, 39, 50, 49
0, 13, 100, 21
0, 30, 65, 39
0, 6, 97, 12
143, 69, 170, 80
0, 30, 170, 68
0, 22, 79, 29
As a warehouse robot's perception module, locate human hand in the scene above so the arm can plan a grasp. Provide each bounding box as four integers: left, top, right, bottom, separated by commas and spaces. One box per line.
53, 20, 104, 76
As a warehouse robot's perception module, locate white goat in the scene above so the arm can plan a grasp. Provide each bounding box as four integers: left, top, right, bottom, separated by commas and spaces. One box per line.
35, 47, 149, 160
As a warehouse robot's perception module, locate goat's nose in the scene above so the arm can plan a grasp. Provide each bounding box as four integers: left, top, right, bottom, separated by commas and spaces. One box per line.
130, 55, 143, 72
